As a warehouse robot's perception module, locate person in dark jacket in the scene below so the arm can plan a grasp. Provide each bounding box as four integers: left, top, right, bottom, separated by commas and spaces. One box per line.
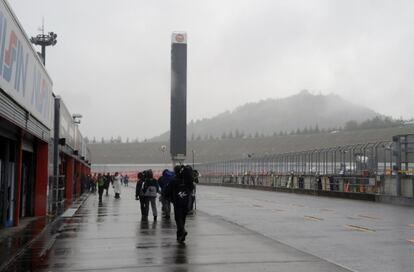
158, 169, 175, 219
135, 172, 148, 220
142, 169, 160, 221
97, 173, 105, 204
104, 172, 111, 196
164, 165, 195, 243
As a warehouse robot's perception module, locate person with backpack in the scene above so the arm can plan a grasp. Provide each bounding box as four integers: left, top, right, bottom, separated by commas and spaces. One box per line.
158, 169, 175, 219
135, 172, 148, 220
164, 165, 195, 243
142, 169, 160, 221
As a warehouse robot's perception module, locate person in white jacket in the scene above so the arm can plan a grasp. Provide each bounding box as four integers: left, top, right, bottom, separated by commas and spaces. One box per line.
113, 172, 122, 199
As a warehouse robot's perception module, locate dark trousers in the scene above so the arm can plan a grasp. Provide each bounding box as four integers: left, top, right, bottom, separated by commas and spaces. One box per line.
174, 205, 188, 238
142, 197, 157, 217
161, 197, 171, 217
98, 186, 104, 203
140, 198, 148, 217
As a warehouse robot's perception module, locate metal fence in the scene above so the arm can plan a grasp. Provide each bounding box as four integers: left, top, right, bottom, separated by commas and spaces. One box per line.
198, 141, 396, 176
197, 135, 414, 197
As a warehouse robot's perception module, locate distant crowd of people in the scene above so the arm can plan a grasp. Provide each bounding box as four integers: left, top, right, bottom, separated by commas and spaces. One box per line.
91, 165, 199, 244
87, 173, 130, 202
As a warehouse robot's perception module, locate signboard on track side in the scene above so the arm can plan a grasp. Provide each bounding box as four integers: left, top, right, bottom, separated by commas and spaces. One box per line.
0, 0, 53, 129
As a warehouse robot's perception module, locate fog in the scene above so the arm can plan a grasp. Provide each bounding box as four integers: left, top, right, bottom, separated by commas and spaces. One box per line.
9, 0, 414, 140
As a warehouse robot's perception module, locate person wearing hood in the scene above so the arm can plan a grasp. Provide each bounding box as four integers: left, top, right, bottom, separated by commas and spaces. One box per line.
164, 165, 195, 243
136, 172, 148, 219
158, 169, 175, 219
142, 169, 160, 221
113, 172, 122, 199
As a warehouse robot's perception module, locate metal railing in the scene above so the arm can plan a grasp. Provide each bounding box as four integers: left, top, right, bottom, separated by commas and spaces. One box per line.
198, 141, 395, 177
197, 137, 414, 197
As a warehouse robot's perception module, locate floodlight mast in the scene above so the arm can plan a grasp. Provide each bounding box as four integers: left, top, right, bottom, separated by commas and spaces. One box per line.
30, 25, 57, 66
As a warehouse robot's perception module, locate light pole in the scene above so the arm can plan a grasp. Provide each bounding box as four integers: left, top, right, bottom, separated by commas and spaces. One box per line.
161, 145, 167, 168
30, 25, 57, 66
72, 114, 82, 125
192, 149, 195, 168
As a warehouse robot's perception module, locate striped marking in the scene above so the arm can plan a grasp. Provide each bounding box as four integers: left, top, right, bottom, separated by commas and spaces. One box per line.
357, 214, 381, 220
320, 208, 335, 213
304, 216, 323, 221
272, 209, 285, 212
291, 204, 305, 208
345, 224, 375, 233
252, 204, 263, 208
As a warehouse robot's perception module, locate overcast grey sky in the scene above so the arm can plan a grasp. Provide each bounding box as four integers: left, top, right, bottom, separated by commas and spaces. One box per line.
9, 0, 414, 140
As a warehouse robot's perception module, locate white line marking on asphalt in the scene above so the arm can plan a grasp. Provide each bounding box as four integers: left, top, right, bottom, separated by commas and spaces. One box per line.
345, 224, 375, 233
320, 208, 335, 213
304, 216, 323, 221
357, 214, 381, 220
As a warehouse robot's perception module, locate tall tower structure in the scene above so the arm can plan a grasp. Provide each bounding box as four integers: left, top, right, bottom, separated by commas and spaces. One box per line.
170, 32, 187, 165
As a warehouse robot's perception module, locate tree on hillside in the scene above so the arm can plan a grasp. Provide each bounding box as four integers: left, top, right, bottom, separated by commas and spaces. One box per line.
101, 137, 105, 144
359, 116, 402, 130
92, 137, 96, 143
345, 120, 358, 130
234, 129, 240, 138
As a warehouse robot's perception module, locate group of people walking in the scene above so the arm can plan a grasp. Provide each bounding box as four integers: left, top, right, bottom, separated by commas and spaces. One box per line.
92, 165, 198, 243
135, 165, 197, 243
93, 172, 125, 203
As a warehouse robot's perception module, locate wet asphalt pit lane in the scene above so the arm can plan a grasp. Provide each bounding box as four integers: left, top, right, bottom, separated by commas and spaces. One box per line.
136, 242, 177, 249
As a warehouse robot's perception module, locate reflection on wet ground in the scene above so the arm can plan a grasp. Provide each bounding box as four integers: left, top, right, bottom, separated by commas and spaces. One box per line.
2, 187, 351, 271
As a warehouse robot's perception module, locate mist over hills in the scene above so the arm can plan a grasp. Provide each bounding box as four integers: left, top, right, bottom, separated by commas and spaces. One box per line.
88, 91, 414, 164
151, 90, 378, 142
89, 126, 414, 164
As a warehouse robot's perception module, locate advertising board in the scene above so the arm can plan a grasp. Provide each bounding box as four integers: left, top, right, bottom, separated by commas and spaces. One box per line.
0, 1, 53, 129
